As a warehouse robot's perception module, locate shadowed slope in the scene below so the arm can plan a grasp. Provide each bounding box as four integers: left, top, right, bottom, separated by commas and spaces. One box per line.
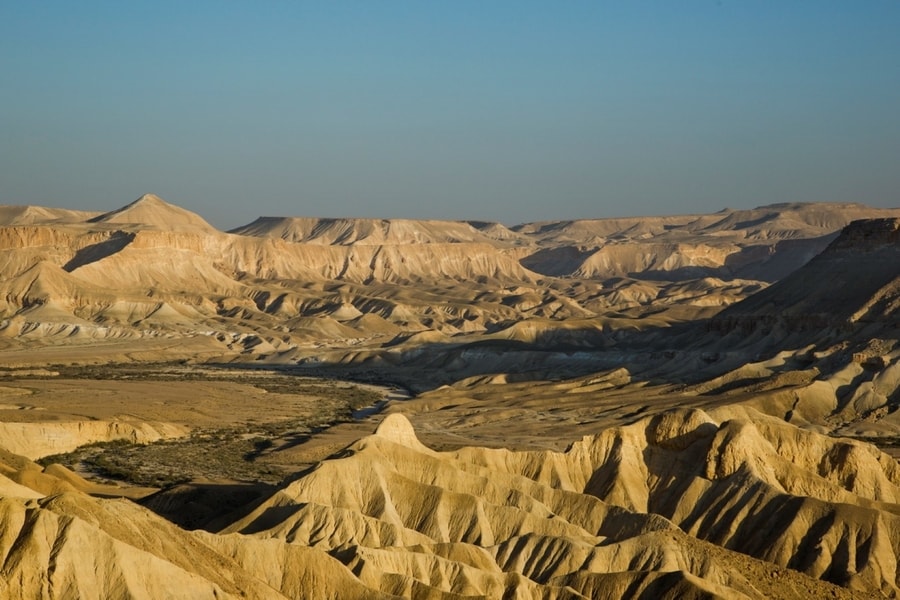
0, 448, 391, 599
223, 413, 884, 599
0, 199, 896, 361
712, 218, 900, 337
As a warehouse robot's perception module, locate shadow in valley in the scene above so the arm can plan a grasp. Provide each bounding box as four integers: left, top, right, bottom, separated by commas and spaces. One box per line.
259, 318, 728, 395
63, 231, 136, 271
139, 480, 277, 532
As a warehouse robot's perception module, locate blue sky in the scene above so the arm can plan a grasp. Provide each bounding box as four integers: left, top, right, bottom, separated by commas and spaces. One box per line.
2, 2, 899, 228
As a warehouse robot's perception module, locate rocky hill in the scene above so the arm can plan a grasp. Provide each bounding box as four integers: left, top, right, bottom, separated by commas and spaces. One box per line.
0, 195, 895, 363
219, 411, 900, 598
230, 215, 522, 246
710, 218, 900, 340
0, 196, 899, 598
0, 411, 892, 599
87, 193, 219, 233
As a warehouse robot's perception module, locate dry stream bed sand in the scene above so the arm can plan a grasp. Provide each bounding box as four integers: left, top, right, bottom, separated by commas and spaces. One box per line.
4, 360, 897, 494
0, 364, 391, 489
1, 201, 899, 596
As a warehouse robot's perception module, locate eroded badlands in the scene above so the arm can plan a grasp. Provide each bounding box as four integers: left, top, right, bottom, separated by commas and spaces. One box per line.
0, 195, 898, 598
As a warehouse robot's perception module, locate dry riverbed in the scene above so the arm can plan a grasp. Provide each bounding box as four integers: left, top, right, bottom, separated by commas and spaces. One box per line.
0, 363, 395, 488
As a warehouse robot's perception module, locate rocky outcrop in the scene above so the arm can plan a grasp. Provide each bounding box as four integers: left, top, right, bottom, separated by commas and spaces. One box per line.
710, 218, 900, 340
0, 196, 897, 365
0, 420, 188, 460
0, 387, 895, 597
222, 411, 893, 598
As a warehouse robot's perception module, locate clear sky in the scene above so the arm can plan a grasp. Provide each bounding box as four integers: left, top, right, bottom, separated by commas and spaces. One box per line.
2, 2, 899, 229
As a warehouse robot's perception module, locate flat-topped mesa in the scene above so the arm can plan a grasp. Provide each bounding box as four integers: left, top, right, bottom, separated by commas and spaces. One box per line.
511, 202, 900, 246
88, 193, 219, 233
229, 215, 516, 246
0, 205, 100, 227
0, 197, 897, 346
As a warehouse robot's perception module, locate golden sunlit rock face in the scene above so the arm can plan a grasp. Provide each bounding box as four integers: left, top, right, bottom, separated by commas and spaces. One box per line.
0, 195, 898, 599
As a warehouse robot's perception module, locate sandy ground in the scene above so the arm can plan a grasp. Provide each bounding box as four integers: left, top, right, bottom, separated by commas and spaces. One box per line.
3, 352, 897, 469
0, 377, 338, 427
0, 336, 233, 368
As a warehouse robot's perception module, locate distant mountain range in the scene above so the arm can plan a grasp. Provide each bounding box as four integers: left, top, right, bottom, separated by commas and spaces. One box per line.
1, 194, 900, 598
0, 194, 895, 355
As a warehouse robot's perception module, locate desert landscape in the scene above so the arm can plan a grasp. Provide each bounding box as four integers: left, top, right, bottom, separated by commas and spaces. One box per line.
0, 194, 897, 598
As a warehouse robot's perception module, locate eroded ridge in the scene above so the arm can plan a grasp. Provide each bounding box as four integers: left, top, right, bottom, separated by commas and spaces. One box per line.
219, 412, 897, 598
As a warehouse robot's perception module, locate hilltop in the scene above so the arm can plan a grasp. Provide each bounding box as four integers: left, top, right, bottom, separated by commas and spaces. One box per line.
0, 195, 898, 598
87, 193, 219, 233
0, 195, 895, 357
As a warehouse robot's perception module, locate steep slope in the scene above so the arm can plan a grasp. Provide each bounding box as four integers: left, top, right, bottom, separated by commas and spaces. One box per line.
1, 409, 878, 598
88, 193, 219, 233
0, 261, 106, 316
566, 407, 900, 594
712, 218, 900, 335
0, 197, 896, 368
222, 413, 880, 599
0, 448, 391, 599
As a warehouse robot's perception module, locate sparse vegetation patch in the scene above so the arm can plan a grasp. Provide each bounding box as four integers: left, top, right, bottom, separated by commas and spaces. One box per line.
36, 365, 383, 487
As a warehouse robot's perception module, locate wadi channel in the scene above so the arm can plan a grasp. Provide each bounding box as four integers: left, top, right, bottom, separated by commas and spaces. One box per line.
0, 195, 898, 598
